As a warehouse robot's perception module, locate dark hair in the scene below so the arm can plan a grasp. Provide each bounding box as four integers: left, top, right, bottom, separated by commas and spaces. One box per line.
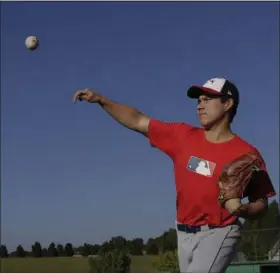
220, 96, 238, 123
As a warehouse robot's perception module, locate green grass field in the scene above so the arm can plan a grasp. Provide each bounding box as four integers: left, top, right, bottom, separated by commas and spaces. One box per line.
1, 256, 159, 273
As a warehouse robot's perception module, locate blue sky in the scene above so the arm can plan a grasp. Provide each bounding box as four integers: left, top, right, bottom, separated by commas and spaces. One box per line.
1, 2, 279, 251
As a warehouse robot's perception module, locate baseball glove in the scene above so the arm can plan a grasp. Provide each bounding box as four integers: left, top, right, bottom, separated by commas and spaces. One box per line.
217, 151, 263, 207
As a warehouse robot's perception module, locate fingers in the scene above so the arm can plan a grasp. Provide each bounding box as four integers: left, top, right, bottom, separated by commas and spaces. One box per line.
73, 89, 87, 103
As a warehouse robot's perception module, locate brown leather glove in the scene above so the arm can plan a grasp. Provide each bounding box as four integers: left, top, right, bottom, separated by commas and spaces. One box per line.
218, 152, 263, 207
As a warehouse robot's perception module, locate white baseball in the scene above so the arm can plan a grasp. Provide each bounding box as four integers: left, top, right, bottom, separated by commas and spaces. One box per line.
25, 36, 39, 50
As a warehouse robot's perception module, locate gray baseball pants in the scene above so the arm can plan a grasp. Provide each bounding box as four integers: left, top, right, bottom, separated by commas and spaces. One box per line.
176, 221, 242, 273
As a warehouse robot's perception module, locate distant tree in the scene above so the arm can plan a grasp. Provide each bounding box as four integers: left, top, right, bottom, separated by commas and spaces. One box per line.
64, 243, 74, 256
16, 245, 26, 258
74, 245, 83, 255
42, 248, 48, 257
31, 242, 42, 258
108, 236, 128, 252
99, 241, 111, 255
162, 229, 177, 252
146, 238, 158, 255
57, 244, 64, 257
9, 251, 17, 257
47, 243, 58, 257
130, 238, 144, 255
0, 245, 9, 258
90, 244, 101, 255
82, 243, 91, 256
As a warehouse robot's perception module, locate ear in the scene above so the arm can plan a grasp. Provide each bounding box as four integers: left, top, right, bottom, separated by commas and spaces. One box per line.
224, 98, 234, 112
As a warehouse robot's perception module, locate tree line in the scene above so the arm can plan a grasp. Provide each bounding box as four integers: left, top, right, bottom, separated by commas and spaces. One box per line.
0, 236, 160, 258
1, 200, 279, 260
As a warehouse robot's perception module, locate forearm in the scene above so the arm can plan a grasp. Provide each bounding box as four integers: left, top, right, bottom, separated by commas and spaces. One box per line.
231, 200, 267, 220
98, 95, 148, 133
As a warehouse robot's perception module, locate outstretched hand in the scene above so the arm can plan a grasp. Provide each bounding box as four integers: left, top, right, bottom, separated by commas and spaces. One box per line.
73, 88, 102, 103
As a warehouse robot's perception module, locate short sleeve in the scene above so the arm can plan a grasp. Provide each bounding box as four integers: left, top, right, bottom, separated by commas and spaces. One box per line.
148, 119, 194, 158
245, 149, 276, 201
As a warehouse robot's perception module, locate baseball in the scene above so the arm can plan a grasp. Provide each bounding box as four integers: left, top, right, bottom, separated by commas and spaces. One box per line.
25, 36, 39, 50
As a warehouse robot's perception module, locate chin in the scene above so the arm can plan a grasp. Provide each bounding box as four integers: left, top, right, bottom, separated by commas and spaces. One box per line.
199, 118, 210, 128
199, 120, 214, 130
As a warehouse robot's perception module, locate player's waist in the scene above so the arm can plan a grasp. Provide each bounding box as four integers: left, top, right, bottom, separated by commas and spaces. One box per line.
177, 223, 221, 234
176, 219, 241, 234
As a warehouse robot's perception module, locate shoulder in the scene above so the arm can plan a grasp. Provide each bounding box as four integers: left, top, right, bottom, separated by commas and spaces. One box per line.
232, 135, 266, 166
232, 135, 262, 155
149, 119, 201, 136
148, 119, 203, 157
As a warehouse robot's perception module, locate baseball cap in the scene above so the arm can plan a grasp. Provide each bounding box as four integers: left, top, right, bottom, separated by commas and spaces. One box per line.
187, 77, 239, 107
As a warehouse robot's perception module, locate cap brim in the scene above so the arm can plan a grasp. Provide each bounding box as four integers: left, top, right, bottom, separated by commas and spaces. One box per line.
187, 86, 223, 99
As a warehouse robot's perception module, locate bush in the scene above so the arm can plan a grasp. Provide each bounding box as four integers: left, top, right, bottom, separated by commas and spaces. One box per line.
153, 251, 180, 273
88, 250, 131, 273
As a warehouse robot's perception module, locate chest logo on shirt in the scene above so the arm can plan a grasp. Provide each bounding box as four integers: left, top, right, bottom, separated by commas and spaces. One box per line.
187, 156, 216, 177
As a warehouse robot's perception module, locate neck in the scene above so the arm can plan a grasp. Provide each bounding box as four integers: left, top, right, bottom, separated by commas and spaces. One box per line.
204, 119, 235, 143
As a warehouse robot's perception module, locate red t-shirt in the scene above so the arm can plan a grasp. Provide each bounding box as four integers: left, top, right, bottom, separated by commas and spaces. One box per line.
148, 119, 276, 227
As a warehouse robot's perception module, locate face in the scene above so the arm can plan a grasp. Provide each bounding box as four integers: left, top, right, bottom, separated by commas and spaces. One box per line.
196, 94, 232, 129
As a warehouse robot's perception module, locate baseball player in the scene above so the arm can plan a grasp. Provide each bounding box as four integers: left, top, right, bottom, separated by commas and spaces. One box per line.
73, 77, 276, 273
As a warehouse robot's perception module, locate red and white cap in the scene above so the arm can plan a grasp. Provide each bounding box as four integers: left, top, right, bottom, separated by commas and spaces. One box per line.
187, 77, 239, 106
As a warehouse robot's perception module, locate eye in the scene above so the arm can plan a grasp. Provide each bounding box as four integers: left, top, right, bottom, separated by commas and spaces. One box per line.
198, 98, 212, 104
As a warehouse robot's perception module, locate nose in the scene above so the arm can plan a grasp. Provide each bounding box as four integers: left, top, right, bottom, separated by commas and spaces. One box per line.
197, 100, 205, 111
197, 103, 203, 110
